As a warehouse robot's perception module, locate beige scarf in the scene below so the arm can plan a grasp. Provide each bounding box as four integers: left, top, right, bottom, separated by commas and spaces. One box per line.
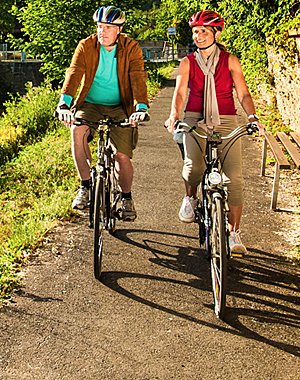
195, 45, 221, 127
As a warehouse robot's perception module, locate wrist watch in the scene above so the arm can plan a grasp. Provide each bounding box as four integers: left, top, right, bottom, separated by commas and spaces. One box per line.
247, 113, 259, 121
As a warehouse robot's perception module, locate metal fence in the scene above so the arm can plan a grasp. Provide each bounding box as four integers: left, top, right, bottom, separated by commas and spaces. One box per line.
141, 46, 193, 62
0, 43, 26, 61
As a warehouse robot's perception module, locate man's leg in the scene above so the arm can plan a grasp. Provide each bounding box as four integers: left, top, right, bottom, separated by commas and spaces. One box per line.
71, 124, 92, 181
70, 124, 91, 209
114, 152, 133, 193
114, 151, 136, 221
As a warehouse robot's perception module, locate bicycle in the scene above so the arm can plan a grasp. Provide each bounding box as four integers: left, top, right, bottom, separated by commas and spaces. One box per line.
74, 117, 134, 280
174, 121, 259, 319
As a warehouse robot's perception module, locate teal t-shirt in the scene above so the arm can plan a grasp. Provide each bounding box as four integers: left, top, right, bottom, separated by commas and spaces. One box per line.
85, 45, 121, 106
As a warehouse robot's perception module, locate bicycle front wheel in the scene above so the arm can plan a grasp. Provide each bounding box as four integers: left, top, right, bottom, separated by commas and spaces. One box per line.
210, 196, 228, 319
89, 167, 96, 229
93, 176, 105, 280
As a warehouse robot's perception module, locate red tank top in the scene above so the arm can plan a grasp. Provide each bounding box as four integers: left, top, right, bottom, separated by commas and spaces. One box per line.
185, 50, 236, 115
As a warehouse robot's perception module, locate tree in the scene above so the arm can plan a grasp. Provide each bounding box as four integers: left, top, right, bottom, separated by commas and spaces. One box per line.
0, 0, 24, 42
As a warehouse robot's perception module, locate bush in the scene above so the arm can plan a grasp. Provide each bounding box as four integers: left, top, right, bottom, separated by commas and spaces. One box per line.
0, 83, 60, 167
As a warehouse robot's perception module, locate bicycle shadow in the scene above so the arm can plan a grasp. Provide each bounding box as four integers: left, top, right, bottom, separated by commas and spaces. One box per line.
101, 228, 300, 357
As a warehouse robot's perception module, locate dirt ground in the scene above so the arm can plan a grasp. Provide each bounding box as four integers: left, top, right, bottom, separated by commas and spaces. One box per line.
0, 76, 299, 380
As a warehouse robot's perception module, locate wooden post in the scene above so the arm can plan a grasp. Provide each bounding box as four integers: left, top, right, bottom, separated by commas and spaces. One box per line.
271, 163, 280, 210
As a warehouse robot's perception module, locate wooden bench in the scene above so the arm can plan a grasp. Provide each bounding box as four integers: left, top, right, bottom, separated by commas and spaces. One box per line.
261, 131, 300, 210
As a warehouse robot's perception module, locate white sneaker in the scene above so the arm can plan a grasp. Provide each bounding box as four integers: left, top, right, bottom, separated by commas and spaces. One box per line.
179, 196, 198, 223
72, 186, 89, 210
229, 230, 247, 257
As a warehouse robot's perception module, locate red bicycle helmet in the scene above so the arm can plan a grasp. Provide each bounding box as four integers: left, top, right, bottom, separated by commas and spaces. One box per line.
188, 10, 225, 31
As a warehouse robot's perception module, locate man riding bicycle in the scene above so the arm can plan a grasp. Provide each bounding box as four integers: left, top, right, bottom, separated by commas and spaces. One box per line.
55, 5, 150, 221
165, 10, 264, 255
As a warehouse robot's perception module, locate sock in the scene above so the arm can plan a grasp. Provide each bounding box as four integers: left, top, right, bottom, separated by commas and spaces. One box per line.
81, 179, 90, 189
122, 192, 132, 200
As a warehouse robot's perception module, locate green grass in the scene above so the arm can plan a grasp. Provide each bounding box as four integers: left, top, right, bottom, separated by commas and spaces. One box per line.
0, 126, 78, 299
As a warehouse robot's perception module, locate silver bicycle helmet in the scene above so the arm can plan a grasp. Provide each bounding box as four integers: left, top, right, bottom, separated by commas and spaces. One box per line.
93, 6, 126, 26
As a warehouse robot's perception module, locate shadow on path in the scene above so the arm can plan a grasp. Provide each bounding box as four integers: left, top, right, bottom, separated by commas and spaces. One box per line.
98, 228, 300, 357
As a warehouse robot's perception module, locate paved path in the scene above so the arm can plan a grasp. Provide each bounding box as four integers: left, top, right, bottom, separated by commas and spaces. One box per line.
0, 75, 299, 379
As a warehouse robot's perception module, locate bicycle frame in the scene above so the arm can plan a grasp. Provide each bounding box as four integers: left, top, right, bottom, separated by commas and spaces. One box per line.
197, 131, 229, 255
94, 122, 120, 228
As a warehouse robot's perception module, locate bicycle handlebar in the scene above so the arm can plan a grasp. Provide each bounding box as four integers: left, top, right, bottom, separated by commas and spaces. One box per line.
73, 117, 134, 131
173, 121, 259, 141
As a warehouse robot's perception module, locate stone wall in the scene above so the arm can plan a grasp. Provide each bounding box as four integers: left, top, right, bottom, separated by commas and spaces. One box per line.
266, 42, 300, 133
0, 60, 44, 96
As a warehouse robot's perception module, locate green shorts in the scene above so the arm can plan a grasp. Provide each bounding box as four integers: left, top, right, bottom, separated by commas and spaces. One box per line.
75, 102, 138, 159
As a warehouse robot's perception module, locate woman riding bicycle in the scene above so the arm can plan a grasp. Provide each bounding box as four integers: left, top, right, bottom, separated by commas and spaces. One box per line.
165, 10, 264, 255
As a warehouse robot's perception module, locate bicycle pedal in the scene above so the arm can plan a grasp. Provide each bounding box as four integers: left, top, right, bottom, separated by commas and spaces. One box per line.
230, 251, 245, 259
114, 209, 123, 220
122, 215, 136, 222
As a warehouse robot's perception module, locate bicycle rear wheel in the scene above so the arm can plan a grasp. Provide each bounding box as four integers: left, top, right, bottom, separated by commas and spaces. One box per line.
210, 197, 228, 319
93, 176, 105, 280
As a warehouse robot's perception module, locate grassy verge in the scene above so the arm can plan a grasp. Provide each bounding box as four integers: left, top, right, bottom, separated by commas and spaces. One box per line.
0, 61, 176, 302
0, 126, 78, 299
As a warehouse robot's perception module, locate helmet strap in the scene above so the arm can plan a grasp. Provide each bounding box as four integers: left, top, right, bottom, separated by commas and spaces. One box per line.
108, 31, 121, 47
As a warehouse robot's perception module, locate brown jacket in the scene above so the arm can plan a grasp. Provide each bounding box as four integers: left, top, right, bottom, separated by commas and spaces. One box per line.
61, 33, 149, 117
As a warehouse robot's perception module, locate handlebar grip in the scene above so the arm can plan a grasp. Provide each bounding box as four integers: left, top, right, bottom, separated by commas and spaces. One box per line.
174, 120, 181, 129
246, 122, 259, 135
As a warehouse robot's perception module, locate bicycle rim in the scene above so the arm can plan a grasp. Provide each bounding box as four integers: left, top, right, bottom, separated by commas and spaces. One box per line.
210, 197, 228, 319
93, 177, 105, 280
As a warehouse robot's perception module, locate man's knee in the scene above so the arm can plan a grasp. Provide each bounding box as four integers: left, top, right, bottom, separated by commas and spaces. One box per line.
71, 124, 90, 141
115, 151, 131, 163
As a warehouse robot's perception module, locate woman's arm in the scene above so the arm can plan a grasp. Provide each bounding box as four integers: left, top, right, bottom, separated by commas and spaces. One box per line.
165, 56, 190, 132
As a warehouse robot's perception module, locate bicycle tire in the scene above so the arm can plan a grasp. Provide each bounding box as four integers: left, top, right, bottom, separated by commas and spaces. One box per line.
89, 167, 96, 229
93, 176, 105, 280
210, 196, 228, 319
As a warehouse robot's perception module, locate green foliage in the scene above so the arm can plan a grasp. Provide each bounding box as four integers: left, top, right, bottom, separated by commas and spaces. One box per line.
0, 0, 19, 41
259, 103, 291, 134
217, 0, 300, 91
146, 61, 177, 99
9, 0, 99, 82
0, 125, 77, 300
0, 84, 60, 166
